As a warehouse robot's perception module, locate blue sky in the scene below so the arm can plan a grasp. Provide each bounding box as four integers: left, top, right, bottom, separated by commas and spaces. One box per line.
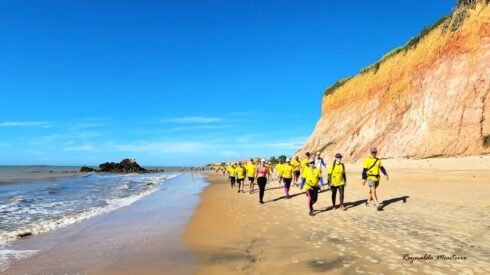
0, 0, 454, 166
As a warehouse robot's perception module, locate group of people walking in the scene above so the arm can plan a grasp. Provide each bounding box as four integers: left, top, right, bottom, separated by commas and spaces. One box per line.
221, 147, 389, 216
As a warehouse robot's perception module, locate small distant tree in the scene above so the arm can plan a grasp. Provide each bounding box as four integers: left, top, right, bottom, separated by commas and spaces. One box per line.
269, 156, 278, 165
278, 155, 287, 163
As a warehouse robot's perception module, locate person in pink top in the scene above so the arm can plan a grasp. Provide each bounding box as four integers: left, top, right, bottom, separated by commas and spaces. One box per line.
255, 159, 270, 204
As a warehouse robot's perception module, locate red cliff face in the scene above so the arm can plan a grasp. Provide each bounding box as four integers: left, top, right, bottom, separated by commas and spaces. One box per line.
300, 1, 490, 160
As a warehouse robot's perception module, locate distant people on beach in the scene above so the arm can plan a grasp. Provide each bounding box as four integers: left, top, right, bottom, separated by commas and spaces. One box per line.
221, 147, 390, 216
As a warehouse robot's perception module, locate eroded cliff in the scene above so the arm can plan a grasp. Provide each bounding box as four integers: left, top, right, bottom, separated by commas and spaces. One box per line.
300, 0, 490, 160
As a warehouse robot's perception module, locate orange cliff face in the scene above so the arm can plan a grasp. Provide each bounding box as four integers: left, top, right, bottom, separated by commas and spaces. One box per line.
299, 1, 490, 161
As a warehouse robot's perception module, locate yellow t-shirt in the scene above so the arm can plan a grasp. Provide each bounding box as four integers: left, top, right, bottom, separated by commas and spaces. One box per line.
281, 164, 293, 179
245, 163, 256, 178
228, 166, 236, 177
275, 164, 284, 176
236, 166, 246, 179
328, 161, 345, 187
304, 167, 321, 190
300, 159, 308, 177
291, 159, 301, 171
363, 157, 382, 181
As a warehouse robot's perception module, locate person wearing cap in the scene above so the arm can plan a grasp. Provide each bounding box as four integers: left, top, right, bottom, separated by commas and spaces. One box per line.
291, 156, 301, 186
327, 153, 347, 210
227, 163, 237, 188
255, 159, 270, 204
279, 158, 294, 199
235, 162, 246, 193
303, 159, 324, 216
246, 159, 257, 194
362, 147, 389, 208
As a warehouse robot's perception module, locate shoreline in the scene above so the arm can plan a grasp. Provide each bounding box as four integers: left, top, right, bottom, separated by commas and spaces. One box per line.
3, 173, 208, 274
184, 157, 490, 274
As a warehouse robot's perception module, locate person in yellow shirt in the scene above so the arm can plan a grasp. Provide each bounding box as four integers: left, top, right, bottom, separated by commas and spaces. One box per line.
291, 156, 301, 186
299, 152, 311, 189
303, 159, 323, 216
246, 159, 257, 194
279, 158, 294, 199
235, 162, 246, 193
327, 153, 347, 210
227, 163, 237, 188
275, 161, 284, 187
362, 147, 389, 208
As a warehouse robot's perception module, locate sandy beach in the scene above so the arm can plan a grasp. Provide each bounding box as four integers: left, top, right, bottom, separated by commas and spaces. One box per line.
185, 156, 490, 274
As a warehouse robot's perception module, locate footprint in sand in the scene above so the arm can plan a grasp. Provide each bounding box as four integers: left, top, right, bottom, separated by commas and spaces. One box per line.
365, 256, 379, 264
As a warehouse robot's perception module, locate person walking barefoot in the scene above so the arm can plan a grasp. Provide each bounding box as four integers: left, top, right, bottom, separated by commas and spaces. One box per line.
256, 159, 270, 204
327, 153, 347, 210
362, 147, 389, 209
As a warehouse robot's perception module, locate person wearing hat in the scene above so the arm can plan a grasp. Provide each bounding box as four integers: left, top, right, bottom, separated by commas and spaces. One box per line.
279, 158, 294, 198
327, 153, 347, 210
303, 159, 324, 216
362, 147, 389, 208
255, 159, 270, 204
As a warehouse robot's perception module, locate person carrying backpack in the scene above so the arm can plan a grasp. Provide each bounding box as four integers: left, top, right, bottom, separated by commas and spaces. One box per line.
327, 153, 347, 210
362, 147, 389, 208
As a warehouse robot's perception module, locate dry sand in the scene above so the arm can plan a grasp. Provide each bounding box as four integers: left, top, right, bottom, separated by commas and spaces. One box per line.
185, 156, 490, 275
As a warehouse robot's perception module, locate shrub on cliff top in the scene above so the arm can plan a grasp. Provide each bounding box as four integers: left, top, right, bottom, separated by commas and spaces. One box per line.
359, 15, 450, 75
324, 76, 353, 96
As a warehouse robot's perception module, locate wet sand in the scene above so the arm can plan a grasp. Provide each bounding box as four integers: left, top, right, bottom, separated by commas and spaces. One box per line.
4, 173, 207, 274
185, 156, 490, 274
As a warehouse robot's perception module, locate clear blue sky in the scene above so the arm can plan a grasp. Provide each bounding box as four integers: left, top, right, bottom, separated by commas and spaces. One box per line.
0, 0, 454, 166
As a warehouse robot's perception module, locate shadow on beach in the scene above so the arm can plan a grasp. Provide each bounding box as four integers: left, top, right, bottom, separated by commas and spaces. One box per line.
378, 195, 409, 211
312, 195, 409, 215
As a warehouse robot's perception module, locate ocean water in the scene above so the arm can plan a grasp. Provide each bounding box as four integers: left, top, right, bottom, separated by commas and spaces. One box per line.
0, 166, 181, 271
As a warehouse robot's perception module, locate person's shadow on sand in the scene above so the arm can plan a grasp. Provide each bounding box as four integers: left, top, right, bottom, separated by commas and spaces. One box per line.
378, 196, 409, 211
313, 196, 410, 215
267, 191, 307, 203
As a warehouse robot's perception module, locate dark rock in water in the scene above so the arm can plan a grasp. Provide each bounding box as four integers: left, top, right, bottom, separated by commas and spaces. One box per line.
98, 158, 148, 173
79, 159, 158, 174
80, 166, 96, 172
17, 232, 33, 239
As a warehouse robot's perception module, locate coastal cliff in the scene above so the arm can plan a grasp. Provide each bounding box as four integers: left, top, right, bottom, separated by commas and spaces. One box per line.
299, 0, 490, 160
